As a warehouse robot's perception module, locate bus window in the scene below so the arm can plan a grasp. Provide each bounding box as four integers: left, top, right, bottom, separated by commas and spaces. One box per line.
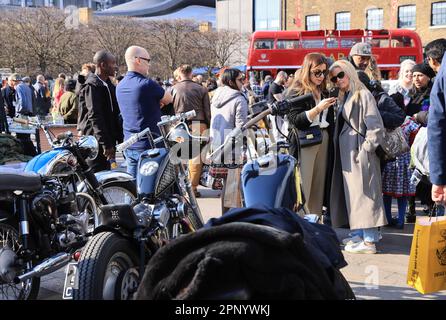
391, 36, 415, 48
370, 39, 389, 48
255, 40, 274, 49
301, 39, 325, 48
326, 38, 339, 48
340, 38, 361, 48
277, 40, 299, 49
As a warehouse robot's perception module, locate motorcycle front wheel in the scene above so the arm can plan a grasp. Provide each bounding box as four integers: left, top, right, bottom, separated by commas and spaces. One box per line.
0, 220, 40, 300
80, 181, 137, 232
73, 232, 140, 300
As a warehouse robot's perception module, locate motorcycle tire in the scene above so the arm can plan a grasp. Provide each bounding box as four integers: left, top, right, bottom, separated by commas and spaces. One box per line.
0, 217, 40, 300
73, 232, 140, 300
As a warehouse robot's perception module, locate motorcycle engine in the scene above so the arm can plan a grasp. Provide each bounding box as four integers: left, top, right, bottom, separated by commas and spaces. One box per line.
32, 179, 87, 248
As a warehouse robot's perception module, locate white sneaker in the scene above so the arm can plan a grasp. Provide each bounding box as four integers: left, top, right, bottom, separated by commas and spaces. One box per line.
344, 241, 377, 254
342, 235, 363, 245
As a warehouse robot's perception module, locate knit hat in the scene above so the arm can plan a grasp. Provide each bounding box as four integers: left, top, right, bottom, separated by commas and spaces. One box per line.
412, 63, 435, 79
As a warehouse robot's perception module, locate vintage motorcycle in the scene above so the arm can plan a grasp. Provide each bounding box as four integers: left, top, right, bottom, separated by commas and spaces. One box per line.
0, 118, 136, 300
73, 110, 205, 300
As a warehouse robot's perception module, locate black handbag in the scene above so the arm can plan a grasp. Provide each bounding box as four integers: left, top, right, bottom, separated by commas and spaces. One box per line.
297, 126, 323, 148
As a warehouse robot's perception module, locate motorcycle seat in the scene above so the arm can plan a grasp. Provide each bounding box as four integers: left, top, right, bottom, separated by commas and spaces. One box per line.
0, 168, 42, 193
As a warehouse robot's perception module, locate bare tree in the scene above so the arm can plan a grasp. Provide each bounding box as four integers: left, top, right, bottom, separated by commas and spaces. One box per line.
2, 8, 84, 74
191, 29, 246, 69
89, 16, 144, 71
143, 19, 197, 77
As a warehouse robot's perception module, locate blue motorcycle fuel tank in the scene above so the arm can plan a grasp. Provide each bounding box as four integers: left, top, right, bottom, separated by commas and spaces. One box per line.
137, 148, 176, 200
241, 154, 297, 210
24, 149, 62, 173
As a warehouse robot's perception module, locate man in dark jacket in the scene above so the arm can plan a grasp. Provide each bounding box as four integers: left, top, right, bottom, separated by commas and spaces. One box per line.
172, 64, 210, 197
33, 75, 51, 117
426, 39, 446, 205
2, 75, 18, 118
78, 50, 123, 172
0, 80, 8, 134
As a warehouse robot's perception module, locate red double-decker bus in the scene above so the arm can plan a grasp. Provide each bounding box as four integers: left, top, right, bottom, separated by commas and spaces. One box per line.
247, 29, 423, 80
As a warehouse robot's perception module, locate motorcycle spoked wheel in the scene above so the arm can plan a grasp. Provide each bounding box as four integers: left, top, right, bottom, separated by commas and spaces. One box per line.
79, 181, 137, 233
0, 220, 40, 300
174, 179, 204, 231
73, 232, 141, 300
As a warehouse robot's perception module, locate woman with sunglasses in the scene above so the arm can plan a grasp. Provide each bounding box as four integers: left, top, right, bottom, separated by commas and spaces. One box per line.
328, 60, 386, 254
285, 53, 337, 217
209, 68, 248, 214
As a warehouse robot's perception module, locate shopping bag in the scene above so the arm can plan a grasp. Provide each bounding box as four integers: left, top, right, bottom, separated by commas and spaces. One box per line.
407, 215, 446, 294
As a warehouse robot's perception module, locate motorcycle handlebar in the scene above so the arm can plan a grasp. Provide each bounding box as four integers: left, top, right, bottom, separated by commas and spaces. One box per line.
209, 94, 314, 162
158, 110, 196, 127
116, 127, 152, 153
56, 132, 73, 141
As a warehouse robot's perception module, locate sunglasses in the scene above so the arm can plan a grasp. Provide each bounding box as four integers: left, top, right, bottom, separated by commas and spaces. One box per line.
136, 56, 151, 63
311, 69, 327, 78
330, 71, 346, 83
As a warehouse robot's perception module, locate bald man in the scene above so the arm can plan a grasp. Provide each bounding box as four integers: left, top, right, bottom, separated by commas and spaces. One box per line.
116, 46, 172, 178
78, 49, 123, 172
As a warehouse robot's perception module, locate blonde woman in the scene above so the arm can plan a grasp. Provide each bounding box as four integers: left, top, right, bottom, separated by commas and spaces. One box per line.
285, 53, 337, 216
388, 59, 416, 108
329, 60, 386, 254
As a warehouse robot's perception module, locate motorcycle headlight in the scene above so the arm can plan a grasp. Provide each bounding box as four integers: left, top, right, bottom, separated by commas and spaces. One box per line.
78, 136, 99, 160
139, 161, 159, 176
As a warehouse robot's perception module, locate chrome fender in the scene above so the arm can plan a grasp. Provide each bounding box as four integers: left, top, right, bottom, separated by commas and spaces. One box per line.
77, 170, 135, 193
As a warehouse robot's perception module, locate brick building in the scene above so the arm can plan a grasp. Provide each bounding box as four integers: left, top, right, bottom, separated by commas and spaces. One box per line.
283, 0, 446, 45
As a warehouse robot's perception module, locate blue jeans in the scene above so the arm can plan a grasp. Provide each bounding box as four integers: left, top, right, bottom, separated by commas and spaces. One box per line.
351, 228, 380, 243
124, 149, 145, 178
383, 195, 406, 226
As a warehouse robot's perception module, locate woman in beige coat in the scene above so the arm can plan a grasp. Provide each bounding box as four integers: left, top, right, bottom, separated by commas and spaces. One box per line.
329, 60, 387, 254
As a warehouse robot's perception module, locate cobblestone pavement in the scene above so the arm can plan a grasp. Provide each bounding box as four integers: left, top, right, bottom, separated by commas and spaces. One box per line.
36, 186, 446, 300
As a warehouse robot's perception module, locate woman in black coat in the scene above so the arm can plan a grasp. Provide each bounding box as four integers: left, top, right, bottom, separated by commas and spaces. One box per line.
284, 53, 337, 217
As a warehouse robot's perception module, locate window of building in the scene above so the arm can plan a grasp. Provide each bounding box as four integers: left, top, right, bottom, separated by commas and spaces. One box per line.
335, 12, 351, 30
366, 8, 384, 30
432, 2, 446, 26
398, 5, 416, 28
254, 0, 281, 31
276, 40, 300, 49
306, 15, 320, 31
254, 40, 275, 50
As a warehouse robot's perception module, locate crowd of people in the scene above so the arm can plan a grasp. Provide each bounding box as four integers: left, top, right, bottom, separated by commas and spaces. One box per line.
1, 39, 446, 256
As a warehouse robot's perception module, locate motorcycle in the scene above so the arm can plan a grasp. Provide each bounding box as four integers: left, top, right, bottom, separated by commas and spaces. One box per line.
73, 110, 205, 300
0, 118, 136, 300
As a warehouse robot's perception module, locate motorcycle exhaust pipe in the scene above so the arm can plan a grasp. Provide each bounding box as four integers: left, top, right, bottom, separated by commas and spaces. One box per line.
14, 252, 71, 284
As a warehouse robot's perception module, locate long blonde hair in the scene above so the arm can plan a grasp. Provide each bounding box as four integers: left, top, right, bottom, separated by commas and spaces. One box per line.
287, 52, 328, 100
329, 59, 366, 104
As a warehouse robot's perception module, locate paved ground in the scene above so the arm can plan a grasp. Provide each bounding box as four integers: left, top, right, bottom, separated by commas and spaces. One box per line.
35, 185, 446, 300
